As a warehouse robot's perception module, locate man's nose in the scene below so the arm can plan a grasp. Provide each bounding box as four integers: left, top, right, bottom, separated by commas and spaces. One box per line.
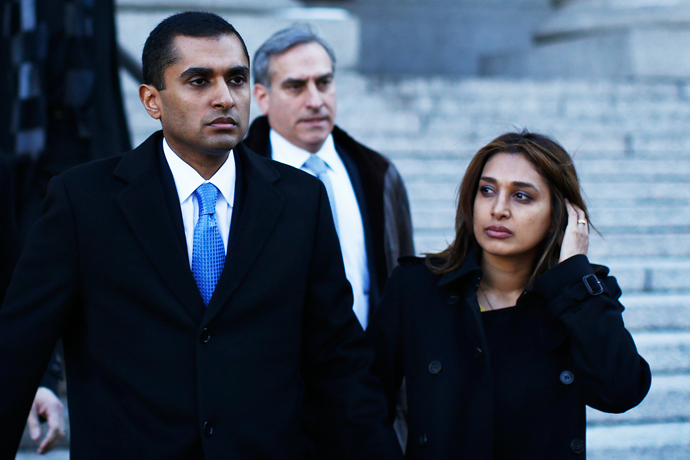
212, 81, 234, 109
304, 82, 323, 109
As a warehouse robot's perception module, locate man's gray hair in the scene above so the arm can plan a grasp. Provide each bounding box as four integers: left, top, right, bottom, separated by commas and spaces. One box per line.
253, 24, 336, 88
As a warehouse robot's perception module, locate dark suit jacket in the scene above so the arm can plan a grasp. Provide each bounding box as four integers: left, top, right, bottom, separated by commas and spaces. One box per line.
368, 250, 651, 459
243, 117, 414, 321
0, 132, 402, 459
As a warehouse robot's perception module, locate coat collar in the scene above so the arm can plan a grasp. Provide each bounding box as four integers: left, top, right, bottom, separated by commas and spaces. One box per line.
437, 244, 482, 288
114, 132, 205, 322
113, 132, 285, 325
200, 142, 284, 324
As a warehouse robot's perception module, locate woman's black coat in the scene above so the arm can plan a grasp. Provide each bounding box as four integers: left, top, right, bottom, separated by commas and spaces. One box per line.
368, 250, 651, 459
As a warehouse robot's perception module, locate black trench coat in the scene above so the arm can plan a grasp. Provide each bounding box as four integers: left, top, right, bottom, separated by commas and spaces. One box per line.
368, 249, 651, 459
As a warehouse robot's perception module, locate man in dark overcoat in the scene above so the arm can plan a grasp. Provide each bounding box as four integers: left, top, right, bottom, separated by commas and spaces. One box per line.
0, 12, 401, 459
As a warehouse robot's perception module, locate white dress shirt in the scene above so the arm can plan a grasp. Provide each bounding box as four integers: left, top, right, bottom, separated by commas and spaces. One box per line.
270, 130, 371, 328
162, 138, 235, 267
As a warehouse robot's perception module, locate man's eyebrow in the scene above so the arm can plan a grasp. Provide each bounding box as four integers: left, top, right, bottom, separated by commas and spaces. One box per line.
280, 77, 307, 87
280, 72, 333, 87
179, 67, 213, 80
315, 72, 334, 81
226, 65, 250, 76
179, 65, 249, 80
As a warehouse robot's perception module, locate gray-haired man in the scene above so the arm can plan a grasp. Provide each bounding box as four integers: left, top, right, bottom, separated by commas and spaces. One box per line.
244, 25, 414, 330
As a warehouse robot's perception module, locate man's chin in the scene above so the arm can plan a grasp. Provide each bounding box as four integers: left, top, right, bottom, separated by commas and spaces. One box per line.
204, 135, 241, 154
298, 133, 331, 152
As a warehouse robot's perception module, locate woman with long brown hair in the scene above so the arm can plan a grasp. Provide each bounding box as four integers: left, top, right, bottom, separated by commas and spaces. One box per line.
368, 131, 651, 459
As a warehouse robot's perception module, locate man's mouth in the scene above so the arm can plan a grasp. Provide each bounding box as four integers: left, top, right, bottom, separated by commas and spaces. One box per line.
299, 116, 328, 125
209, 116, 237, 129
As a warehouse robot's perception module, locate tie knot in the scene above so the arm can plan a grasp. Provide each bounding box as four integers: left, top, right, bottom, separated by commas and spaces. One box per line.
195, 183, 219, 216
303, 155, 329, 176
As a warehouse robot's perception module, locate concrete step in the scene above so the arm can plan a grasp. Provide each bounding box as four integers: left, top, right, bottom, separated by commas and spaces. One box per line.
588, 207, 690, 231
623, 294, 690, 331
588, 374, 690, 426
340, 79, 690, 123
364, 77, 685, 107
587, 421, 690, 460
363, 133, 690, 160
589, 234, 690, 258
600, 259, 690, 293
632, 331, 690, 374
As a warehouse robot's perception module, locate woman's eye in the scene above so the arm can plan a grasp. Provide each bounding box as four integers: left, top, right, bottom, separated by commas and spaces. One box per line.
479, 186, 494, 196
514, 192, 531, 201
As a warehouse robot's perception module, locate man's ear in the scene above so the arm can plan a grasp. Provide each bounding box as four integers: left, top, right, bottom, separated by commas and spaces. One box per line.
253, 84, 270, 116
139, 84, 162, 120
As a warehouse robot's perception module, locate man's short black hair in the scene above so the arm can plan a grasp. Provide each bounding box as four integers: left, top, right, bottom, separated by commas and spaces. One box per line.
142, 11, 249, 91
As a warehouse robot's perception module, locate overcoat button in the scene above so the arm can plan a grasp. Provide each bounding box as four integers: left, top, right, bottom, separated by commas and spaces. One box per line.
474, 348, 484, 360
570, 438, 585, 453
428, 361, 442, 375
445, 293, 460, 304
418, 433, 428, 446
560, 370, 575, 385
203, 421, 214, 436
200, 328, 211, 343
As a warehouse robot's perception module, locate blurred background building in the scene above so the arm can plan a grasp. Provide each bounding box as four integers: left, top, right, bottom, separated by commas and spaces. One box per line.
13, 0, 690, 458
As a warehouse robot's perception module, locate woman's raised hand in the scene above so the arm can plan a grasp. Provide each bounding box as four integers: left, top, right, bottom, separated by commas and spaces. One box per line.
559, 199, 589, 263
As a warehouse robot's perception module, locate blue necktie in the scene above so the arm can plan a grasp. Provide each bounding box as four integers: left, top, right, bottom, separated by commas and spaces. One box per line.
192, 183, 225, 306
303, 155, 338, 231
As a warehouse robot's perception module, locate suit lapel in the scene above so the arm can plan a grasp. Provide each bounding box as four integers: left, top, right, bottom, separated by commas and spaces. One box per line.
202, 144, 284, 324
115, 133, 205, 323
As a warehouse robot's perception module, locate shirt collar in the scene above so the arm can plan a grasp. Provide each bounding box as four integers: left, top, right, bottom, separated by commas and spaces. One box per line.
269, 129, 339, 172
162, 138, 236, 206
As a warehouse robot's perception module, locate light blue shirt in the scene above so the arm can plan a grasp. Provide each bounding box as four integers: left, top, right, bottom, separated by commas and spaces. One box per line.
270, 129, 371, 328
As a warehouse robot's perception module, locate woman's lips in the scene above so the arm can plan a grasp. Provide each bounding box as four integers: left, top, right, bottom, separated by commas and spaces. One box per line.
485, 226, 512, 238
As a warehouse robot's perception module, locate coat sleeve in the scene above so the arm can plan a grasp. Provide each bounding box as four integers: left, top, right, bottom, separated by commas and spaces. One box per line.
533, 255, 652, 413
299, 182, 403, 460
0, 175, 77, 454
367, 265, 406, 423
382, 163, 415, 275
